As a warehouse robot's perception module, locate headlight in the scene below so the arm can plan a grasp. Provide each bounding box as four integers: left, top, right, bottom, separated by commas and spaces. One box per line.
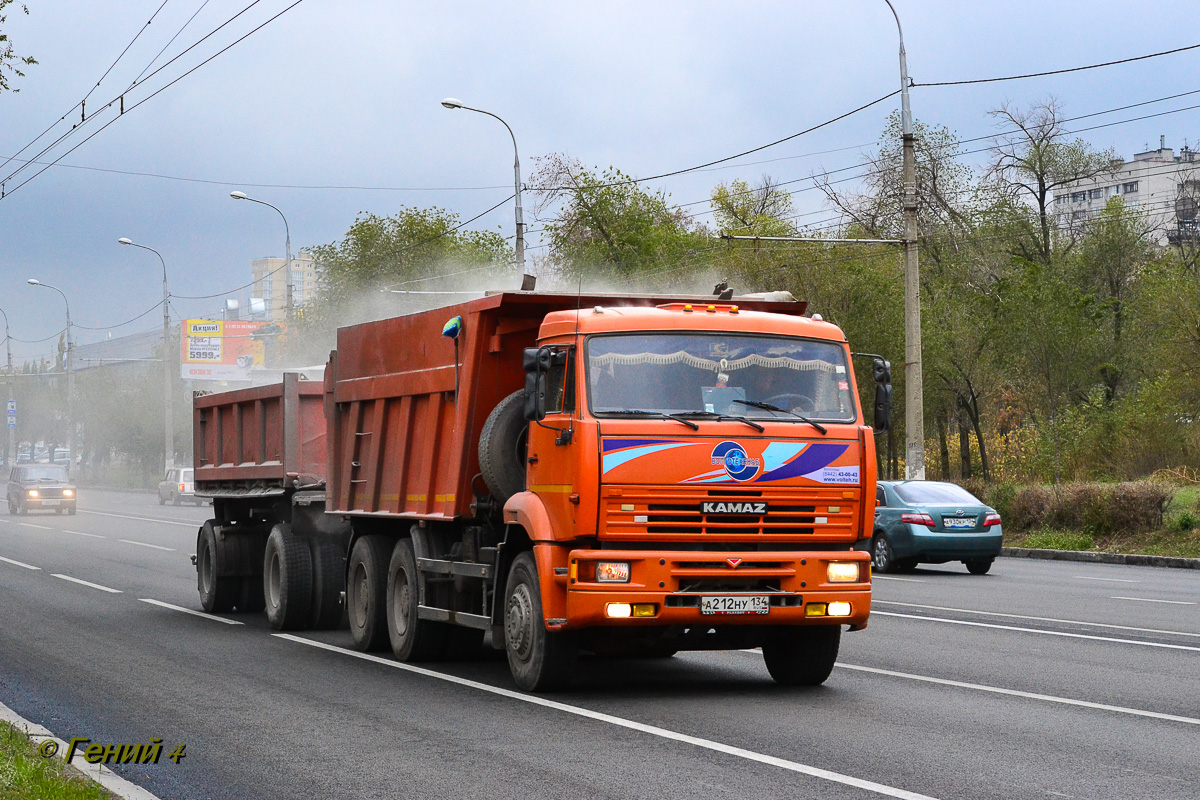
26, 489, 39, 498
826, 562, 860, 582
63, 489, 74, 497
595, 562, 630, 583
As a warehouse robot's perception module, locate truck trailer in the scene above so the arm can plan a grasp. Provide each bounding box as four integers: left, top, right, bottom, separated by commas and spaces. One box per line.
192, 291, 889, 690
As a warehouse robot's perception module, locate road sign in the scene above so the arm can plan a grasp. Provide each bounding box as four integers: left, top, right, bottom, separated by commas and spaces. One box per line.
6, 418, 14, 429
5, 400, 14, 413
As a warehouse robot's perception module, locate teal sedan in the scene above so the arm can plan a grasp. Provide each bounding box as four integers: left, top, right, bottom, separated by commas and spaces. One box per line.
872, 481, 1003, 575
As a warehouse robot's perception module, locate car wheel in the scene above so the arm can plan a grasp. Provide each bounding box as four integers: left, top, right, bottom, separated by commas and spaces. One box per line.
172, 493, 181, 506
6, 500, 14, 515
17, 502, 27, 516
871, 534, 894, 574
965, 558, 993, 575
158, 494, 165, 506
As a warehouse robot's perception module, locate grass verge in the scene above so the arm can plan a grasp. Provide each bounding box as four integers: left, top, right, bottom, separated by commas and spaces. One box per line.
1005, 526, 1200, 559
0, 722, 115, 800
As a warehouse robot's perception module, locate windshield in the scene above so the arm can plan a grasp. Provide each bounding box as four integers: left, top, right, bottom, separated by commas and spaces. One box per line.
15, 466, 69, 482
893, 482, 980, 505
586, 333, 856, 422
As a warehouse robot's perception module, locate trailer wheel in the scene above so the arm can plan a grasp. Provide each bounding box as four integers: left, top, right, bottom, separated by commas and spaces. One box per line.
347, 535, 390, 651
197, 521, 236, 613
386, 539, 447, 661
308, 539, 346, 630
762, 626, 841, 686
479, 390, 528, 504
503, 552, 576, 691
263, 523, 313, 630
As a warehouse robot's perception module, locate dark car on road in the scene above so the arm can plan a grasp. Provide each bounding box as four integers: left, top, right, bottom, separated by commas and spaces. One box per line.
872, 480, 1002, 575
7, 464, 77, 515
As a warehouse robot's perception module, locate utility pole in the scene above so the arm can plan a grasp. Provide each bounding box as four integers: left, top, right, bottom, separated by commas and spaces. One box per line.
27, 280, 74, 473
119, 238, 174, 471
0, 307, 14, 467
885, 0, 925, 479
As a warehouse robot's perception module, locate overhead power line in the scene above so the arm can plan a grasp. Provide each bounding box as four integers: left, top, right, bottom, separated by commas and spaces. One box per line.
916, 42, 1200, 87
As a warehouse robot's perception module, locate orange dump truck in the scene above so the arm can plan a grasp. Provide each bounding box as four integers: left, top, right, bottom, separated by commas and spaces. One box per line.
193, 291, 890, 690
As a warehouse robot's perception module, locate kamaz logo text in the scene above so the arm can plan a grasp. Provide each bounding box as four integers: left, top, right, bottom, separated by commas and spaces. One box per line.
702, 501, 768, 515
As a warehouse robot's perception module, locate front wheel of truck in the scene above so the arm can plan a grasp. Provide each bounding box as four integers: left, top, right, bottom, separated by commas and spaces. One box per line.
762, 626, 841, 686
387, 538, 447, 661
504, 552, 576, 692
347, 535, 390, 651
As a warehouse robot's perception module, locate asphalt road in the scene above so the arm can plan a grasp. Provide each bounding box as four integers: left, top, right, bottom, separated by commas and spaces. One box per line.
1, 489, 1197, 800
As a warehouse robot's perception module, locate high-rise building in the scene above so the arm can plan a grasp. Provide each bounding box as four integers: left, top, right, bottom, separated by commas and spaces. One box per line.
250, 252, 319, 321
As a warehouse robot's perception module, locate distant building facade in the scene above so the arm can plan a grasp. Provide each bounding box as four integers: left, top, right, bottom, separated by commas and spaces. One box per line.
1054, 138, 1200, 246
250, 252, 319, 321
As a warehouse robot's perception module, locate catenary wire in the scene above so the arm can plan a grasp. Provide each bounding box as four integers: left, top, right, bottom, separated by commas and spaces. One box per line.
915, 42, 1200, 87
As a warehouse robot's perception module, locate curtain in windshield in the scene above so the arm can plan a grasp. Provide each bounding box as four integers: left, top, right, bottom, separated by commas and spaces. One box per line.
587, 333, 855, 422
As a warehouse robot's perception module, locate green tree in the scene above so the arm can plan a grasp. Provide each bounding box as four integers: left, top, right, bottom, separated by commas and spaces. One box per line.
0, 1, 35, 93
710, 176, 796, 237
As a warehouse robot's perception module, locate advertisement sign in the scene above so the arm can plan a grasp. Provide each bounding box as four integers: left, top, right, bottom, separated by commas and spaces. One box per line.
181, 319, 282, 381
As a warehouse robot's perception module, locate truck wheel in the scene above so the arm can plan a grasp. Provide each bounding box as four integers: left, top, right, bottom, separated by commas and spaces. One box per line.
308, 539, 346, 630
762, 626, 841, 686
479, 390, 528, 504
504, 552, 576, 691
263, 523, 312, 631
386, 539, 447, 661
347, 535, 390, 651
197, 521, 236, 613
965, 558, 993, 575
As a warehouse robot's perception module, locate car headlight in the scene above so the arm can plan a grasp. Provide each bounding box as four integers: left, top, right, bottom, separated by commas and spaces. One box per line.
63, 489, 74, 497
26, 489, 39, 498
826, 561, 860, 582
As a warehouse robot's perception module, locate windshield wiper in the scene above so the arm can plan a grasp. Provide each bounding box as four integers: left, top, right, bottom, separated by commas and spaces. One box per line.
601, 410, 700, 430
677, 411, 765, 432
731, 399, 827, 435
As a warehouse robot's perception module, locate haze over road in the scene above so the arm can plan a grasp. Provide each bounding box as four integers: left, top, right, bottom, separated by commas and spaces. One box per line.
1, 489, 1197, 799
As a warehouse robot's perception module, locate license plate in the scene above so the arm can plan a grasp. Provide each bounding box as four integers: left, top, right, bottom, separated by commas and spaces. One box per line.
700, 595, 769, 615
41, 499, 62, 507
943, 517, 974, 528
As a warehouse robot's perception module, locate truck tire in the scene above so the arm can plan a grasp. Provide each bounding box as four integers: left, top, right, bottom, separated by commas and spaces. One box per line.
762, 625, 841, 686
308, 539, 346, 630
347, 535, 390, 651
386, 539, 447, 661
263, 523, 313, 631
503, 552, 576, 691
479, 390, 528, 504
197, 521, 236, 613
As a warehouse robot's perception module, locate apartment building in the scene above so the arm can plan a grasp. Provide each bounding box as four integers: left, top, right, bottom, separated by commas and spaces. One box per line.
250, 252, 320, 321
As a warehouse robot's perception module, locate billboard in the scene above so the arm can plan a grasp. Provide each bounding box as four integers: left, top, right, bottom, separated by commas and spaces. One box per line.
181, 319, 282, 381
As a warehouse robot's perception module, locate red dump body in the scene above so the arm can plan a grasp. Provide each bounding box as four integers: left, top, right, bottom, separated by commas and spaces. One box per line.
194, 372, 327, 491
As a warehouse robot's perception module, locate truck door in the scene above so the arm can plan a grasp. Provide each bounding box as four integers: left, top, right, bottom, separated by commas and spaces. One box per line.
525, 346, 579, 536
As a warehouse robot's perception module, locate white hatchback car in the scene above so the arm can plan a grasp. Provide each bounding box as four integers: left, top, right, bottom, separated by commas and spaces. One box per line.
158, 467, 202, 505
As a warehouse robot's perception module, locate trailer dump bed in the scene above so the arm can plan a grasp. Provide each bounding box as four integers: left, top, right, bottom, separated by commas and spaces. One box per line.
194, 372, 327, 495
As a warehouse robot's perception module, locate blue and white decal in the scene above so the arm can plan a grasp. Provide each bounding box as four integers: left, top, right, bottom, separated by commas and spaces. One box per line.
710, 440, 761, 482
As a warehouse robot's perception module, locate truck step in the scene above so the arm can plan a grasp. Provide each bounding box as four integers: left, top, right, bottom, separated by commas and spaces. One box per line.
417, 557, 491, 579
417, 606, 492, 630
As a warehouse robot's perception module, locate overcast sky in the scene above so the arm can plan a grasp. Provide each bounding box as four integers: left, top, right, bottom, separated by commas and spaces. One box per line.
1, 0, 1198, 361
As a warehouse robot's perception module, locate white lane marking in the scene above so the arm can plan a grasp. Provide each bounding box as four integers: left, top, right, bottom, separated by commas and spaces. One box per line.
76, 509, 199, 528
0, 555, 40, 570
61, 529, 105, 539
1076, 576, 1137, 583
120, 539, 175, 552
835, 663, 1200, 727
873, 576, 925, 583
277, 634, 940, 800
873, 611, 1200, 652
1112, 596, 1197, 606
139, 598, 243, 625
50, 574, 122, 594
874, 601, 1200, 640
17, 522, 52, 530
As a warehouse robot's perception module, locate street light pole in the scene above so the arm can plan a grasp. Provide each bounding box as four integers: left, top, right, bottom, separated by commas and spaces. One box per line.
27, 280, 74, 475
441, 98, 525, 268
884, 0, 925, 480
230, 191, 294, 317
119, 238, 174, 472
0, 306, 14, 467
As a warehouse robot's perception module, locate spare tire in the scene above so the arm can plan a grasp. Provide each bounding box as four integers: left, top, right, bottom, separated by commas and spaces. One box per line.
479, 390, 528, 504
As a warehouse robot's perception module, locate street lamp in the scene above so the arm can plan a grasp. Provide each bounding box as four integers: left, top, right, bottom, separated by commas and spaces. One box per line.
119, 237, 175, 472
0, 306, 14, 467
27, 279, 75, 474
441, 98, 525, 268
883, 0, 925, 480
230, 190, 293, 317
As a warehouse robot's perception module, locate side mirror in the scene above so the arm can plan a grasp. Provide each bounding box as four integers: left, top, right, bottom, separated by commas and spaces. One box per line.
522, 347, 549, 421
872, 358, 893, 433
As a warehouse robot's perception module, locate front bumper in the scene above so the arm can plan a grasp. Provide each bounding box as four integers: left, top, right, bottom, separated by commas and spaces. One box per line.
560, 549, 871, 629
23, 497, 76, 510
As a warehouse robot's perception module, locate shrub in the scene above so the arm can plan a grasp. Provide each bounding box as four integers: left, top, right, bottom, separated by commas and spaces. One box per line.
1003, 481, 1172, 535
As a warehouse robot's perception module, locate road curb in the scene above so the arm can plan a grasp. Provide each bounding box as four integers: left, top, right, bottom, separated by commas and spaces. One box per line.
0, 699, 163, 800
1001, 547, 1200, 570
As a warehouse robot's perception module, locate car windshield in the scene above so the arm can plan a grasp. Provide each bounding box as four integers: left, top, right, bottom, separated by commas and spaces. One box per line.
586, 333, 856, 422
16, 466, 69, 482
893, 482, 980, 505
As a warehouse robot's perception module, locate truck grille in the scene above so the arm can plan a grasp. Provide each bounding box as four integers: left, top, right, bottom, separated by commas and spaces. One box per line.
601, 486, 859, 543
